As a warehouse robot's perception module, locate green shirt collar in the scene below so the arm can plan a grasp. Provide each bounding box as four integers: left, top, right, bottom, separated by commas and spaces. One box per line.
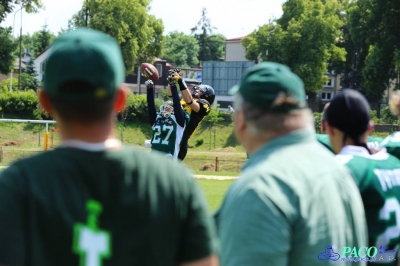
242, 127, 316, 171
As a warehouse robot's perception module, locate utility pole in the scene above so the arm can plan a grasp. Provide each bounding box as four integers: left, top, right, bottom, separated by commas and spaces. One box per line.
17, 4, 23, 91
9, 5, 24, 91
353, 47, 357, 89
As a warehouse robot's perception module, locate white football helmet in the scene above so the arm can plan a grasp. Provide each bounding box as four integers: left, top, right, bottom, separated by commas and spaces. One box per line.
160, 101, 174, 118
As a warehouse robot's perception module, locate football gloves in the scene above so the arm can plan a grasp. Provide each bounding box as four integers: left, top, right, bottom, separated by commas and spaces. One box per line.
167, 68, 187, 91
145, 79, 154, 90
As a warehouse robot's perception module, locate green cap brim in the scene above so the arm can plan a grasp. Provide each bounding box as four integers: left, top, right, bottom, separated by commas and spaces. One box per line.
229, 85, 239, 95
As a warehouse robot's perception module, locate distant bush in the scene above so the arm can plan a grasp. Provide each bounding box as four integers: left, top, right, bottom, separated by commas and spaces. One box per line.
0, 90, 50, 120
195, 137, 204, 147
313, 112, 322, 133
113, 93, 163, 124
381, 106, 398, 125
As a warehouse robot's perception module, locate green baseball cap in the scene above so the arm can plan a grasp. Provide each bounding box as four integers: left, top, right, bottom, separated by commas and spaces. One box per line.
44, 28, 125, 100
229, 62, 306, 112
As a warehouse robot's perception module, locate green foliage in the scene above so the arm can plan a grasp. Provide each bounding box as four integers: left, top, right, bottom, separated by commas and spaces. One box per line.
71, 0, 165, 73
0, 77, 18, 92
18, 73, 37, 91
313, 112, 322, 133
381, 106, 398, 125
0, 0, 43, 23
205, 105, 224, 125
347, 0, 400, 101
244, 0, 346, 92
362, 45, 392, 100
162, 31, 199, 67
191, 8, 225, 62
31, 24, 56, 57
0, 27, 17, 75
118, 93, 163, 124
195, 137, 204, 147
23, 57, 39, 91
0, 90, 49, 119
158, 88, 170, 101
370, 110, 381, 124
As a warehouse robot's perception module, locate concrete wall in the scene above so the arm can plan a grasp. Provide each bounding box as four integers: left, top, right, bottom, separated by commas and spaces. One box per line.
225, 40, 248, 62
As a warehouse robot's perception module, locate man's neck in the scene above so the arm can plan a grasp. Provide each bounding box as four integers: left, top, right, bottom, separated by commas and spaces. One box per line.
245, 132, 282, 157
58, 120, 115, 143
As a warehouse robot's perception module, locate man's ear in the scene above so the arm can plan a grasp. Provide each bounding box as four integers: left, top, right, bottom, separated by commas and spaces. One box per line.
38, 89, 52, 114
114, 85, 128, 112
235, 108, 246, 132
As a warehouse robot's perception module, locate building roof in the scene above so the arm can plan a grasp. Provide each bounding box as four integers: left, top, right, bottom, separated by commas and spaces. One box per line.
226, 36, 245, 41
34, 47, 50, 60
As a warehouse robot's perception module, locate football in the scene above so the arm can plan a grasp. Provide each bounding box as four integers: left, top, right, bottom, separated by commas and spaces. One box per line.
141, 63, 159, 82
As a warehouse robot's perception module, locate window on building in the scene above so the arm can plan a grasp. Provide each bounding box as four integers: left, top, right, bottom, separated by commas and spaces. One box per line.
156, 63, 162, 77
321, 92, 332, 101
40, 60, 47, 73
325, 78, 334, 87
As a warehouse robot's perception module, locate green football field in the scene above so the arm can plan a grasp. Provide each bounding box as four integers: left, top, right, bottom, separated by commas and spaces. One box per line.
195, 179, 235, 212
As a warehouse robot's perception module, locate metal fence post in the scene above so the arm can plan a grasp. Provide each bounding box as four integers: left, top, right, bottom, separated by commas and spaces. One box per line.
215, 157, 218, 172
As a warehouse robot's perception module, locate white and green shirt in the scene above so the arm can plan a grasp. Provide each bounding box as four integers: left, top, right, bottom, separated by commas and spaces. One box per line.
337, 145, 400, 265
151, 114, 189, 161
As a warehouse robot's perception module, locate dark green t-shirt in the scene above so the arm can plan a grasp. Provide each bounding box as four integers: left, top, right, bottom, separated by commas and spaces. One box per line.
0, 146, 216, 266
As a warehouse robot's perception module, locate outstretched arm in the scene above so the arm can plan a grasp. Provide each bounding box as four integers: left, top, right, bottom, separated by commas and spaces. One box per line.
146, 80, 157, 126
168, 70, 201, 113
169, 81, 185, 127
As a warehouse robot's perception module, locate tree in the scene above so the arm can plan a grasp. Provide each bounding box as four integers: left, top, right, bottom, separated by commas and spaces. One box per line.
347, 0, 400, 103
191, 8, 225, 62
243, 0, 346, 92
241, 22, 279, 63
162, 31, 199, 67
70, 0, 165, 73
31, 24, 56, 57
23, 55, 39, 91
0, 0, 42, 23
19, 72, 36, 91
0, 27, 17, 75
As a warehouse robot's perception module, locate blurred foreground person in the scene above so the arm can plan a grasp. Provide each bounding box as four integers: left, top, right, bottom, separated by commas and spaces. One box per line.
0, 28, 218, 266
326, 89, 400, 265
214, 62, 367, 266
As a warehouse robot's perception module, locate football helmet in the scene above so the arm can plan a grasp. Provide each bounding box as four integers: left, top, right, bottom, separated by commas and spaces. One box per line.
160, 100, 174, 118
191, 85, 215, 105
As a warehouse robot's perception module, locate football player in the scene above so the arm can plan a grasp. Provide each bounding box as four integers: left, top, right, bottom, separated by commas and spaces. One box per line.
146, 78, 189, 161
167, 69, 215, 161
326, 89, 400, 264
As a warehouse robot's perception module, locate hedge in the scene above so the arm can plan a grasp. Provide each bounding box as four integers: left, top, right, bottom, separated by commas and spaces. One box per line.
0, 90, 163, 122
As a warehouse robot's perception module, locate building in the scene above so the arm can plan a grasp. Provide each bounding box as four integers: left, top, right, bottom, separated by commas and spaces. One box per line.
225, 37, 248, 62
33, 48, 51, 84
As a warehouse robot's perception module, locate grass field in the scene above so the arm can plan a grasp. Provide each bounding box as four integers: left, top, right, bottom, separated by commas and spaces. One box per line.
196, 179, 235, 212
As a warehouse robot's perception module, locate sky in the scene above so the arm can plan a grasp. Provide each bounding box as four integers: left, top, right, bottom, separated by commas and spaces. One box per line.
1, 0, 285, 39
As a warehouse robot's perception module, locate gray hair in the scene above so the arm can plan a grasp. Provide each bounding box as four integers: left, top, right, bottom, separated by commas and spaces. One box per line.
233, 93, 313, 135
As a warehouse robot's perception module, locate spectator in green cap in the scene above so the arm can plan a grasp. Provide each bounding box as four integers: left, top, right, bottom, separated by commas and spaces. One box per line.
0, 28, 218, 266
214, 62, 367, 266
